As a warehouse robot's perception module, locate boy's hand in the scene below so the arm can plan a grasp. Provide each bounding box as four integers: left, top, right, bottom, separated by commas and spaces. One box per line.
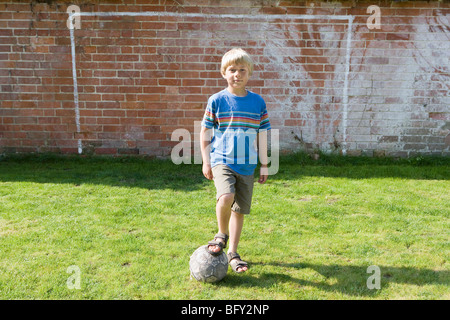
202, 163, 213, 180
258, 165, 268, 184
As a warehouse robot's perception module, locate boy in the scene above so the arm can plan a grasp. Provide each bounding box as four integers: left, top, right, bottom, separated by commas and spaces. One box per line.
200, 48, 271, 273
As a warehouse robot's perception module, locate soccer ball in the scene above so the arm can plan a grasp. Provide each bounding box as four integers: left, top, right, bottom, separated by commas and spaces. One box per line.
189, 245, 228, 283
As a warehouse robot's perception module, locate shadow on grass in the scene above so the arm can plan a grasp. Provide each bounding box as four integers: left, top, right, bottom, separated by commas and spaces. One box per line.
221, 262, 449, 298
272, 152, 450, 181
0, 153, 448, 193
0, 154, 206, 192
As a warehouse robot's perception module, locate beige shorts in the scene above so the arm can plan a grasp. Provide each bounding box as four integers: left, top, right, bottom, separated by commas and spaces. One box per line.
212, 164, 255, 215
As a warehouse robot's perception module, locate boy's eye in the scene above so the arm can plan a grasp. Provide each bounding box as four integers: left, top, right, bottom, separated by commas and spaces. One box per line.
229, 68, 246, 73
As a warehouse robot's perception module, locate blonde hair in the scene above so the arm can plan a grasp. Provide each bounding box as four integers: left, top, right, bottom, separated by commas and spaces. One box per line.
220, 48, 254, 76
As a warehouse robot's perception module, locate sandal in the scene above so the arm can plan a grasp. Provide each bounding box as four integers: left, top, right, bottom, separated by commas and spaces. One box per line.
207, 232, 229, 256
227, 252, 249, 273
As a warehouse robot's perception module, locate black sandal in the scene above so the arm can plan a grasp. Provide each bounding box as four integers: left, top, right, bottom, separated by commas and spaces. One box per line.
227, 252, 249, 273
207, 232, 229, 256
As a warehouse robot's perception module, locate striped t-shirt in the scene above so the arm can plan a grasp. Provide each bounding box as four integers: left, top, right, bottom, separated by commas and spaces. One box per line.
201, 89, 271, 175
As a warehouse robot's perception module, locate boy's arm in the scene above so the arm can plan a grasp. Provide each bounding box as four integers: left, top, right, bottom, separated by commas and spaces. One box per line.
257, 130, 269, 184
200, 126, 213, 180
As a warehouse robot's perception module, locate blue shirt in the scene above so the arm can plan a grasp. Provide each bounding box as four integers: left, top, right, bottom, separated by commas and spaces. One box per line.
201, 89, 271, 175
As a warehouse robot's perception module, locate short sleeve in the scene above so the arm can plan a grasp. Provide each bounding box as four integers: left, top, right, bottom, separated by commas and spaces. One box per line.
259, 101, 271, 131
201, 96, 216, 129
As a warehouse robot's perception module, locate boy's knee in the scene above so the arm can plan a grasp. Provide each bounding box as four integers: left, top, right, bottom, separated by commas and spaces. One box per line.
218, 193, 235, 206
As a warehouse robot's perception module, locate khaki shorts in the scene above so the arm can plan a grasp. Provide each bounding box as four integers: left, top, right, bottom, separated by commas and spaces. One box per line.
212, 164, 255, 215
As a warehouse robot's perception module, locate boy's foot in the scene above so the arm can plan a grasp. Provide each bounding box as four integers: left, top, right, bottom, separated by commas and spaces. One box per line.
227, 252, 248, 273
207, 233, 228, 256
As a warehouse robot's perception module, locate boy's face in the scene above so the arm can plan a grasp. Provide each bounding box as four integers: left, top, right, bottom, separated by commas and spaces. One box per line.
222, 64, 250, 94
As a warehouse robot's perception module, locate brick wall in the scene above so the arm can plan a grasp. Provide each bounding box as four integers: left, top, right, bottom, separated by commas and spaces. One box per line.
1, 0, 449, 158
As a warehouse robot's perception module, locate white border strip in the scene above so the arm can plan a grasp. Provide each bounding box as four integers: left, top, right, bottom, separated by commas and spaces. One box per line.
68, 11, 353, 155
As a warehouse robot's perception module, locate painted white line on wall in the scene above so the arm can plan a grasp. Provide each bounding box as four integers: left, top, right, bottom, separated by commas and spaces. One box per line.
342, 15, 354, 155
68, 11, 354, 155
69, 26, 82, 154
74, 11, 352, 21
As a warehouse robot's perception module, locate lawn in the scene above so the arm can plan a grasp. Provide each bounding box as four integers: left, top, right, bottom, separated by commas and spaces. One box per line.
0, 153, 448, 300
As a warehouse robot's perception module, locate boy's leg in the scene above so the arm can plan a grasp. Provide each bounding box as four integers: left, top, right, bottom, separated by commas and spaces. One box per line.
208, 165, 251, 273
226, 173, 253, 272
228, 210, 248, 272
217, 193, 234, 235
227, 210, 244, 254
211, 206, 248, 272
209, 193, 234, 254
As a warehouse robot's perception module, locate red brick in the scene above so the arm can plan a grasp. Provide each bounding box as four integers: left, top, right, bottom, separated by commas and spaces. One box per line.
0, 0, 448, 157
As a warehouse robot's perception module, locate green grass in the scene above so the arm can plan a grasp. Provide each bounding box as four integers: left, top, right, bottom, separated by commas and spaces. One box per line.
0, 153, 449, 299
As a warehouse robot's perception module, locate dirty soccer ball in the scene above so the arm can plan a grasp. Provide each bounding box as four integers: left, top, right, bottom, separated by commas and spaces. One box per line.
189, 245, 228, 283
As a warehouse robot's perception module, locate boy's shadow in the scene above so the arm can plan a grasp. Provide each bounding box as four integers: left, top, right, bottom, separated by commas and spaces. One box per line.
221, 261, 449, 297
